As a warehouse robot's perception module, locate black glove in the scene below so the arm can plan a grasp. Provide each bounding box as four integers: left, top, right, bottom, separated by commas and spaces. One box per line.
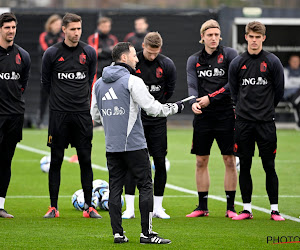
175, 101, 184, 113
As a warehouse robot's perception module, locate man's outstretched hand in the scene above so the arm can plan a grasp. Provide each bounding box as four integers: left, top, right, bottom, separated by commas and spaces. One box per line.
175, 101, 184, 113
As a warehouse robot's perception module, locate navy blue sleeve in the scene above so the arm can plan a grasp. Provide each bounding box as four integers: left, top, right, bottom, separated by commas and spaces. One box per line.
228, 56, 242, 104
162, 57, 176, 100
268, 54, 284, 107
41, 46, 57, 94
186, 54, 198, 105
18, 47, 31, 93
84, 45, 97, 87
208, 47, 238, 103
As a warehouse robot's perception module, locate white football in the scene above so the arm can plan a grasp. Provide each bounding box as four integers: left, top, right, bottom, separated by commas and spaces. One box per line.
97, 188, 124, 211
92, 179, 109, 189
71, 189, 98, 211
40, 155, 51, 173
99, 188, 109, 211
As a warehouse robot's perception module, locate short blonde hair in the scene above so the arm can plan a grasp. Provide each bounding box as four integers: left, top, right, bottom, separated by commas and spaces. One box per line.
97, 17, 112, 25
144, 32, 163, 48
45, 14, 62, 33
245, 21, 266, 36
200, 19, 222, 44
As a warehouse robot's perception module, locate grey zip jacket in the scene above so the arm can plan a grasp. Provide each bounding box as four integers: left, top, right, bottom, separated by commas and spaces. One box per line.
91, 65, 179, 152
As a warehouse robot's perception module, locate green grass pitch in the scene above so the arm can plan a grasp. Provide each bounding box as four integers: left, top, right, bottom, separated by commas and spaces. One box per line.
0, 128, 299, 249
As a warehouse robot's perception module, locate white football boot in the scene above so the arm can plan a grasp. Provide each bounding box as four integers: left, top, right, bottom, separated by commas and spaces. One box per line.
122, 209, 135, 219
122, 194, 135, 219
153, 196, 170, 219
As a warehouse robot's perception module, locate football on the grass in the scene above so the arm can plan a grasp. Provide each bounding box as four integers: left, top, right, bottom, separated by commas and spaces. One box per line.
40, 155, 51, 173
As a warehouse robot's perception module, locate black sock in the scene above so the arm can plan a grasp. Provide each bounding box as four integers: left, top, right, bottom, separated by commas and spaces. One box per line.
198, 191, 208, 210
153, 157, 167, 196
49, 147, 64, 210
77, 148, 93, 208
261, 156, 278, 205
239, 157, 253, 203
225, 190, 236, 211
50, 199, 58, 209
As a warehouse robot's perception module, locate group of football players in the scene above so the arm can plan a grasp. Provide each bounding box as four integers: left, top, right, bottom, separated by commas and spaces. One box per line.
0, 11, 285, 245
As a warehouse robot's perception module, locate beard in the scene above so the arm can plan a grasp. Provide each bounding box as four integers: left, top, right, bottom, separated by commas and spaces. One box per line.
68, 35, 80, 44
4, 34, 15, 43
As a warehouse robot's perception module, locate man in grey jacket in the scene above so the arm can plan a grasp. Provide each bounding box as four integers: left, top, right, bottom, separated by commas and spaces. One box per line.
91, 42, 183, 244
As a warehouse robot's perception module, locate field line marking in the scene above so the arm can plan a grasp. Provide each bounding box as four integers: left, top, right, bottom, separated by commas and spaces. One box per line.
17, 144, 50, 156
6, 194, 300, 199
6, 195, 198, 199
6, 195, 71, 198
173, 159, 300, 164
17, 143, 300, 223
166, 184, 300, 223
16, 144, 108, 172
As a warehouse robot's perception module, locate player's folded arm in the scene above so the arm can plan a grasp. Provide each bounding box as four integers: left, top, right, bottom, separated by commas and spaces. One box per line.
208, 83, 231, 104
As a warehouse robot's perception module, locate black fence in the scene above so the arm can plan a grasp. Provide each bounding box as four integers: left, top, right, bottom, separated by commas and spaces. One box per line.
11, 7, 300, 124
12, 8, 217, 124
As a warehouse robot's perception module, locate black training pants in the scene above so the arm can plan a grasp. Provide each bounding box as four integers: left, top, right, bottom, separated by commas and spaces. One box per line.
234, 119, 279, 204
106, 148, 153, 236
125, 123, 168, 196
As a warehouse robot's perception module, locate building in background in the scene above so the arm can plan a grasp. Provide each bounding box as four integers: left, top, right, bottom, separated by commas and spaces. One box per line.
2, 0, 300, 9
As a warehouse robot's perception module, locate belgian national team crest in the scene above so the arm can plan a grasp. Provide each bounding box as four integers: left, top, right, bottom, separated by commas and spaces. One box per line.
217, 53, 224, 64
16, 53, 21, 65
79, 53, 86, 64
260, 61, 267, 72
233, 143, 238, 153
156, 67, 163, 78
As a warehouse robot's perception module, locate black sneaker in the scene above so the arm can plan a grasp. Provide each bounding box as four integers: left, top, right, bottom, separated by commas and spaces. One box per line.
140, 233, 171, 244
114, 233, 129, 243
0, 209, 14, 218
